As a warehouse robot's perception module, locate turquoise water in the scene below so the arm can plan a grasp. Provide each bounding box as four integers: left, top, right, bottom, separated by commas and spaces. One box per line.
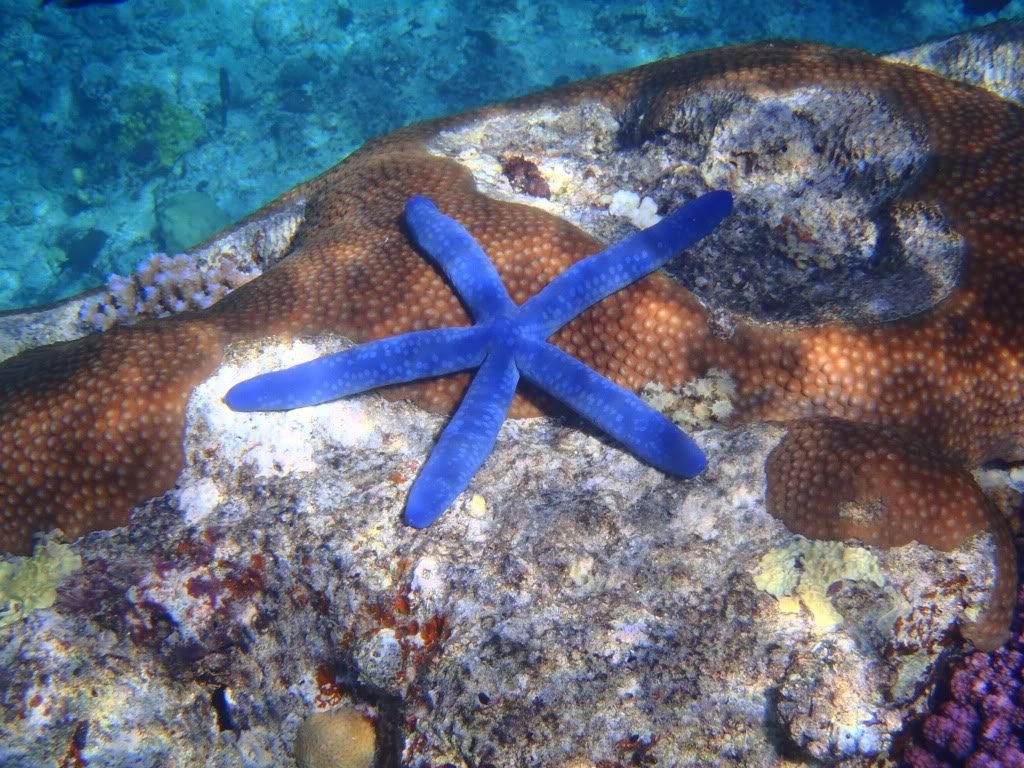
0, 0, 1015, 311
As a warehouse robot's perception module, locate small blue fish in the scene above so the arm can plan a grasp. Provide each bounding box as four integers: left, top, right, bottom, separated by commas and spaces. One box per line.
962, 0, 1010, 14
40, 0, 128, 8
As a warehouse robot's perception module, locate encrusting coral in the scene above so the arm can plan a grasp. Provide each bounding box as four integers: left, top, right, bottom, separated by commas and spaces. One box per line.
753, 537, 888, 635
0, 41, 1020, 649
80, 252, 261, 332
293, 710, 376, 768
0, 536, 81, 628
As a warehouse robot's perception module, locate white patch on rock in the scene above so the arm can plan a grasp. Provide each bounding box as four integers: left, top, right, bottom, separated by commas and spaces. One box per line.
411, 556, 444, 598
176, 478, 222, 525
188, 340, 380, 478
607, 189, 663, 228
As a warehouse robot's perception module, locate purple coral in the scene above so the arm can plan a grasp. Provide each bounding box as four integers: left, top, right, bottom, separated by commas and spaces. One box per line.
904, 584, 1024, 768
80, 251, 261, 331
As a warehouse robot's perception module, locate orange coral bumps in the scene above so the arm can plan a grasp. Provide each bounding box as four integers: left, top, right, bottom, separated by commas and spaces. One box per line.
0, 41, 1020, 646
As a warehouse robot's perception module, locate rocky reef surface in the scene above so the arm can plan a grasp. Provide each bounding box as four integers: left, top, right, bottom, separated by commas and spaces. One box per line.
0, 337, 1007, 767
0, 23, 1022, 768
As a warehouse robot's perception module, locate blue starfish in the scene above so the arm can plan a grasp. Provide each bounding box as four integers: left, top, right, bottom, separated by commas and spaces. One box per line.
225, 191, 733, 527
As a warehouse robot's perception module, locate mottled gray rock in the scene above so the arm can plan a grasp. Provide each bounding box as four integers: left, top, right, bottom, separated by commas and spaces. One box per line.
433, 84, 966, 330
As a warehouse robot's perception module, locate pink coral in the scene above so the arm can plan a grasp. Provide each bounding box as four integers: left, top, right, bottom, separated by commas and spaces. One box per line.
904, 586, 1024, 767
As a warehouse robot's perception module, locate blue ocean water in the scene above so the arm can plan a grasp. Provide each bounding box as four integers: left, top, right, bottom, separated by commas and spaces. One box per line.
0, 0, 1015, 311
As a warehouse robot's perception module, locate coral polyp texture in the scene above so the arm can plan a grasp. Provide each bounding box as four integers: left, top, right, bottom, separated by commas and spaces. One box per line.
226, 192, 731, 527
0, 40, 1021, 655
80, 251, 261, 332
767, 419, 1017, 650
904, 586, 1024, 767
293, 709, 376, 768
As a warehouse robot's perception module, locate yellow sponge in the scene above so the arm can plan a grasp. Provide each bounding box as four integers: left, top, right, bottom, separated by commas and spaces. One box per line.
753, 538, 885, 634
0, 537, 81, 627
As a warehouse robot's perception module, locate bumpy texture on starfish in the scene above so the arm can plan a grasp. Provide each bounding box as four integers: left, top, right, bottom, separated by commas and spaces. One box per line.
0, 41, 1019, 650
226, 192, 732, 527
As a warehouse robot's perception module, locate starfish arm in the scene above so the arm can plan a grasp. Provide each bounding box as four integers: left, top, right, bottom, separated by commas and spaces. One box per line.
224, 326, 487, 411
519, 190, 733, 338
405, 349, 519, 528
405, 195, 517, 323
516, 340, 707, 477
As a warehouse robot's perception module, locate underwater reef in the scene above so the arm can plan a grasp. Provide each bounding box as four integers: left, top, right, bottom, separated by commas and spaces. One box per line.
0, 20, 1022, 768
0, 0, 1017, 310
